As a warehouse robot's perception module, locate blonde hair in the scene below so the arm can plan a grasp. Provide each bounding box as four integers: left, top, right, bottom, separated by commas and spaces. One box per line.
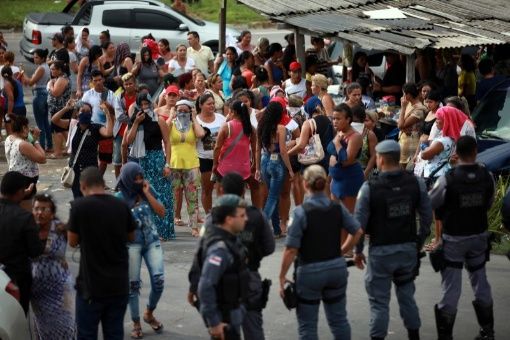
311, 74, 328, 90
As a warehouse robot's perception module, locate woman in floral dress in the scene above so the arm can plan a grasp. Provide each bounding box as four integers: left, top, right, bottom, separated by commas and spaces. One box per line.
31, 194, 76, 339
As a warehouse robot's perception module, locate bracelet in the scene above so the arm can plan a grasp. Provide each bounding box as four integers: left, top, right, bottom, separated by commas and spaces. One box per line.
164, 163, 171, 168
34, 141, 40, 144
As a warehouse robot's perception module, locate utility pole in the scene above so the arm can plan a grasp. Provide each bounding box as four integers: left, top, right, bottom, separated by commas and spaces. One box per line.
219, 0, 227, 54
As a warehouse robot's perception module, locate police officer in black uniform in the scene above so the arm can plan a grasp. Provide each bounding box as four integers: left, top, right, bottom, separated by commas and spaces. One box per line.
429, 136, 496, 340
189, 173, 275, 340
354, 140, 433, 340
196, 194, 250, 340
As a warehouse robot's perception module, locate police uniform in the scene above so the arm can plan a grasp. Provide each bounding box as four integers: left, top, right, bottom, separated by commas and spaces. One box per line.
286, 191, 360, 340
429, 163, 495, 340
354, 140, 432, 340
198, 205, 275, 340
197, 224, 250, 340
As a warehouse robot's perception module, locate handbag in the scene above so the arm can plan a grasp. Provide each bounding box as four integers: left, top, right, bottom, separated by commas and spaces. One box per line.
61, 128, 88, 188
298, 118, 325, 165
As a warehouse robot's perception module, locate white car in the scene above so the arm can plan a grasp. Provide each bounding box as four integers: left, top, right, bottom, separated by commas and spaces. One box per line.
0, 266, 30, 340
20, 0, 239, 61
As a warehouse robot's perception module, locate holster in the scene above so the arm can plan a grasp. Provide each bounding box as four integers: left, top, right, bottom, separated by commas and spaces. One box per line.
429, 246, 446, 272
259, 279, 271, 309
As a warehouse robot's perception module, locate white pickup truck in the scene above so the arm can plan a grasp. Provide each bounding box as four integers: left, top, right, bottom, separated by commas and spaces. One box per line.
20, 0, 238, 61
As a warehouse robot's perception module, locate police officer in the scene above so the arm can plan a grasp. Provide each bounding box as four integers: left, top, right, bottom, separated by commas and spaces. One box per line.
279, 165, 363, 340
353, 140, 432, 340
189, 173, 275, 340
197, 194, 250, 340
429, 136, 495, 340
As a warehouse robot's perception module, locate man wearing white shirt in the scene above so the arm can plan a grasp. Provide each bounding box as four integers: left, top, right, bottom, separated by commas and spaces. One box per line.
81, 70, 122, 177
283, 62, 307, 99
186, 31, 214, 77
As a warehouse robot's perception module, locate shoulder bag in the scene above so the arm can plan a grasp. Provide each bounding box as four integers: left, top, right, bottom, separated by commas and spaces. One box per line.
61, 129, 88, 188
298, 118, 325, 165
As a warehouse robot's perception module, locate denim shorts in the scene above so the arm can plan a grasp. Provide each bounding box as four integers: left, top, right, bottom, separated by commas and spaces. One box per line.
112, 135, 123, 166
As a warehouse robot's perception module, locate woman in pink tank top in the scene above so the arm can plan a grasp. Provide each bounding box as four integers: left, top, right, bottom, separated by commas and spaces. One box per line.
213, 100, 255, 182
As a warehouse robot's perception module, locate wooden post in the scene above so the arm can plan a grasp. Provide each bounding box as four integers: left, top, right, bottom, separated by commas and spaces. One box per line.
406, 53, 416, 83
218, 0, 227, 54
294, 28, 306, 72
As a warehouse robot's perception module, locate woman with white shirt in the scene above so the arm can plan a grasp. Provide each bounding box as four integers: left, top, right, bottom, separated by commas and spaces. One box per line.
196, 93, 226, 214
75, 27, 93, 60
4, 115, 46, 210
168, 44, 195, 77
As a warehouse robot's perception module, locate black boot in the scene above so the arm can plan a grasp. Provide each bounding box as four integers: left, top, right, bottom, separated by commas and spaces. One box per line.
408, 328, 420, 340
473, 300, 495, 340
371, 337, 384, 340
435, 304, 456, 340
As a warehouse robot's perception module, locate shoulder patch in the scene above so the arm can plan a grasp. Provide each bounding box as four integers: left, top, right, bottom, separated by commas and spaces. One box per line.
208, 255, 223, 266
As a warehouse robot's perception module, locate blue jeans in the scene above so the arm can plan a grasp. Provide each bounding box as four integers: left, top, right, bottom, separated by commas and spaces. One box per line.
32, 89, 52, 149
261, 153, 286, 235
128, 240, 165, 322
296, 259, 350, 340
75, 293, 128, 340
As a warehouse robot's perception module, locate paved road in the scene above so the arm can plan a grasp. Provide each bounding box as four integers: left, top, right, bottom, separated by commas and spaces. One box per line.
2, 30, 510, 340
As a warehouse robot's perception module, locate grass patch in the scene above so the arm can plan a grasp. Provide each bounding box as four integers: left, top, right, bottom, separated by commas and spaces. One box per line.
0, 0, 267, 29
185, 0, 265, 25
0, 0, 64, 29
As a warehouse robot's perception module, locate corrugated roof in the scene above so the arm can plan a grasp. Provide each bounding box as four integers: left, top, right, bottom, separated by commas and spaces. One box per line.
238, 0, 510, 52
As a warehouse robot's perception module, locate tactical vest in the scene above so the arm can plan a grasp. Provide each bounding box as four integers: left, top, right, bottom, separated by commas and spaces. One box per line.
202, 227, 250, 321
367, 171, 420, 246
298, 202, 344, 264
442, 164, 493, 236
238, 206, 264, 271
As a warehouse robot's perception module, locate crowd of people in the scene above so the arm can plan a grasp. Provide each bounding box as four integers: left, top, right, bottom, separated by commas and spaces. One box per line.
0, 24, 509, 340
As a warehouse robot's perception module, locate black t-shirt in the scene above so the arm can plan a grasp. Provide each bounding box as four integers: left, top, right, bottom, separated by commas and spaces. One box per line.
72, 124, 103, 169
68, 194, 136, 299
0, 199, 44, 280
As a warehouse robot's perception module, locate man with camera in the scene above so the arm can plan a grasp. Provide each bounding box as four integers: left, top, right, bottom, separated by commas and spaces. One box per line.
429, 135, 496, 340
81, 69, 121, 178
353, 140, 432, 340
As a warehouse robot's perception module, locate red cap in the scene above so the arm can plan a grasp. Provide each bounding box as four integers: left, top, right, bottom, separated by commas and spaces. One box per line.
289, 61, 302, 72
165, 85, 180, 96
270, 97, 291, 125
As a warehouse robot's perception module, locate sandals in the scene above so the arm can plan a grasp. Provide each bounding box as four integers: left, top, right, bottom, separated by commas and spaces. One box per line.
131, 326, 143, 339
143, 315, 164, 333
174, 218, 187, 226
191, 227, 200, 237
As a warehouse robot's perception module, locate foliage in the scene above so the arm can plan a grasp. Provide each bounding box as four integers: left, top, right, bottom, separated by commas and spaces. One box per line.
489, 175, 510, 254
0, 0, 266, 29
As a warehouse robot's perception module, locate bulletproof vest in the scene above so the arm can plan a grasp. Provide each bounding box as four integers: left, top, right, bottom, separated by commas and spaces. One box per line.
442, 164, 493, 236
367, 171, 420, 246
202, 226, 250, 319
238, 206, 263, 271
298, 202, 343, 264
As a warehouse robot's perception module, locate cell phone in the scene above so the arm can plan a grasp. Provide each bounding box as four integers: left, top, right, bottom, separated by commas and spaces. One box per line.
100, 91, 108, 102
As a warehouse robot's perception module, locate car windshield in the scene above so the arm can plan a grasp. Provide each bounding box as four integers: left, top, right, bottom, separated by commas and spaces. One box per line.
473, 84, 510, 140
161, 3, 205, 26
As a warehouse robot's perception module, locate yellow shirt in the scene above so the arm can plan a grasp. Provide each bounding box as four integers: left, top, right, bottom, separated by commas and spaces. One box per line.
458, 70, 476, 96
169, 124, 199, 169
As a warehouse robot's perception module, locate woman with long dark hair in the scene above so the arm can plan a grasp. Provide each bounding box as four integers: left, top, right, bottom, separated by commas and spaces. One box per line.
213, 100, 256, 186
256, 101, 294, 237
47, 61, 71, 158
76, 45, 103, 98
348, 51, 374, 85
133, 46, 164, 96
214, 46, 238, 98
2, 66, 26, 135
